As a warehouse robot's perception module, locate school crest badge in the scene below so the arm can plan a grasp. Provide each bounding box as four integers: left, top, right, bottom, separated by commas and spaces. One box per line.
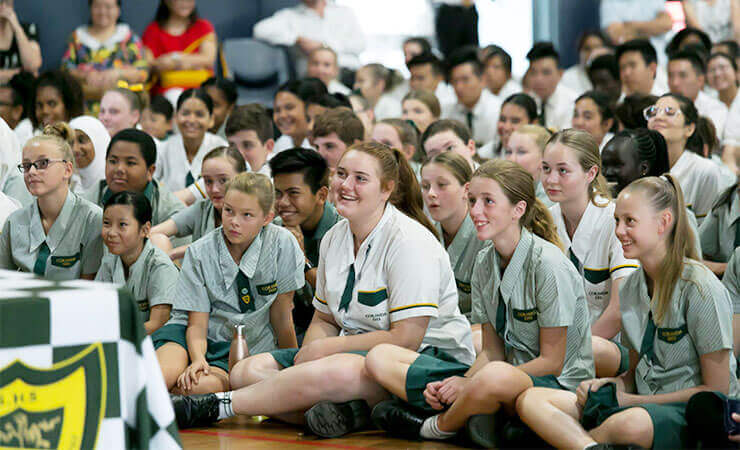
0, 343, 107, 449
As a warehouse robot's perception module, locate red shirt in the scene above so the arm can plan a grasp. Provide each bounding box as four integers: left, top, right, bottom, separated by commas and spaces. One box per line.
142, 18, 215, 58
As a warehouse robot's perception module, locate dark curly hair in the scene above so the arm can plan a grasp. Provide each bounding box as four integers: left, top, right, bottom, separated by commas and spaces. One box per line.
31, 70, 84, 129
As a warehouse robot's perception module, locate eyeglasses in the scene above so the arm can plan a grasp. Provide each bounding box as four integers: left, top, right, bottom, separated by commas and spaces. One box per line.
643, 105, 683, 121
18, 158, 67, 173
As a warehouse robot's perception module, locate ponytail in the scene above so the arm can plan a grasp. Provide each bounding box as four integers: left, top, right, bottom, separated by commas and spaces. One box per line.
623, 173, 697, 325
473, 159, 562, 249
344, 141, 438, 238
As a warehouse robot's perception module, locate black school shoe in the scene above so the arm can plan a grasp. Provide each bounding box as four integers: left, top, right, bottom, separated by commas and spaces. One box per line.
304, 400, 372, 438
171, 393, 220, 429
464, 414, 498, 448
370, 399, 427, 440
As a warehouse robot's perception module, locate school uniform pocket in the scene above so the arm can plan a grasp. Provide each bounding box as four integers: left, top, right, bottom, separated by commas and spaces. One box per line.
51, 252, 81, 268
358, 288, 388, 307
257, 281, 278, 296
45, 251, 82, 280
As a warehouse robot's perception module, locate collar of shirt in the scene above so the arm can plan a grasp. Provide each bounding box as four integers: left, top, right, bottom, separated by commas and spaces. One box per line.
730, 189, 740, 227
218, 226, 265, 290
111, 239, 155, 284
495, 227, 534, 302
306, 202, 340, 241
338, 203, 395, 274
551, 197, 608, 261
455, 88, 495, 116
438, 214, 476, 262
29, 189, 77, 253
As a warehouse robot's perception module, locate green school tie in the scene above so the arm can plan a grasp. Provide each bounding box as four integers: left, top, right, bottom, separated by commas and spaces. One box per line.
185, 172, 195, 187
569, 248, 582, 272
466, 111, 474, 135
495, 289, 506, 337
338, 264, 355, 312
33, 241, 50, 276
639, 311, 658, 365
235, 271, 255, 313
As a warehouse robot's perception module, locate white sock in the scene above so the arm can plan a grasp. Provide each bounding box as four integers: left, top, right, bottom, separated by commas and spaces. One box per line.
215, 391, 234, 420
420, 414, 456, 440
583, 443, 598, 450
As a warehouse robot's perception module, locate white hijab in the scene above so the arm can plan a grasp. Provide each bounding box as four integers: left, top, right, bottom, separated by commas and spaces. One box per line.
0, 117, 21, 186
69, 116, 110, 191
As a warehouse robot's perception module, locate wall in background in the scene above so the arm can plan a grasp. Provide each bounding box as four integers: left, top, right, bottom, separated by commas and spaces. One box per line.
15, 0, 300, 71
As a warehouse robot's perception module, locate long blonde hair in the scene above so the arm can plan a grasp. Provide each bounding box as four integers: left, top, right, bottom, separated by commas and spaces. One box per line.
473, 159, 562, 248
546, 128, 611, 206
622, 174, 697, 325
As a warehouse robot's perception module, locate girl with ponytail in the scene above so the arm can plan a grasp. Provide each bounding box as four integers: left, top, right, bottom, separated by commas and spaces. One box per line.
518, 174, 738, 450
354, 63, 403, 120
543, 128, 638, 378
170, 141, 476, 439
368, 159, 594, 447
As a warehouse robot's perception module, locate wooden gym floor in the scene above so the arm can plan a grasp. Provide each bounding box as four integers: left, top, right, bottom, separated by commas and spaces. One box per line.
179, 415, 467, 449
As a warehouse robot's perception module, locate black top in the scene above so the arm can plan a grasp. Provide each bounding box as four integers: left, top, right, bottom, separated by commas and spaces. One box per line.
0, 22, 38, 69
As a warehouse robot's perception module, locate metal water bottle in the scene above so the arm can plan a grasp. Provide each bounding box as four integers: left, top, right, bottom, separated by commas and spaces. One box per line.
228, 324, 249, 371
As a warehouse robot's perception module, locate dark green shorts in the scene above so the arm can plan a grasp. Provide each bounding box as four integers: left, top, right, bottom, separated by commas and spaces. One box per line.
269, 348, 368, 369
529, 374, 566, 390
405, 347, 470, 413
152, 323, 230, 372
616, 342, 630, 376
581, 383, 688, 449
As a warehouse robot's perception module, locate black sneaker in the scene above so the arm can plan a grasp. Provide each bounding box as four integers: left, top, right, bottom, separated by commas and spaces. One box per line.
464, 414, 497, 448
304, 400, 372, 438
171, 393, 220, 429
370, 399, 425, 441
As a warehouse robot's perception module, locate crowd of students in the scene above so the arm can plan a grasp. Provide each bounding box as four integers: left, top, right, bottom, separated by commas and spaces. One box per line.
0, 0, 739, 448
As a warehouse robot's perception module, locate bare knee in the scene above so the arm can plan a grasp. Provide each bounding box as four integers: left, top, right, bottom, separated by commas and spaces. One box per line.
467, 361, 521, 403
304, 354, 368, 397
516, 387, 549, 416
230, 353, 280, 389
365, 343, 403, 382
594, 408, 653, 447
592, 337, 621, 378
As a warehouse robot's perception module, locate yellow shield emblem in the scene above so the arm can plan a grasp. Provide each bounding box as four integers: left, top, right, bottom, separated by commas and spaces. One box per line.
0, 343, 107, 449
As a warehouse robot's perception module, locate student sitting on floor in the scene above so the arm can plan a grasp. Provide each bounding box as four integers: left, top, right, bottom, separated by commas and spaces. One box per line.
542, 129, 639, 377
170, 142, 475, 439
97, 191, 177, 334
420, 119, 478, 170
312, 107, 364, 172
503, 124, 554, 207
1, 124, 103, 280
84, 128, 184, 227
141, 95, 173, 142
149, 146, 245, 260
371, 118, 423, 176
517, 174, 738, 450
201, 77, 237, 139
153, 172, 304, 395
225, 104, 274, 177
368, 159, 594, 447
269, 147, 342, 337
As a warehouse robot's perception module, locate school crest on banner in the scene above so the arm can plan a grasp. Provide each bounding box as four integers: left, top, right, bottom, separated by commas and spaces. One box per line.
0, 343, 106, 449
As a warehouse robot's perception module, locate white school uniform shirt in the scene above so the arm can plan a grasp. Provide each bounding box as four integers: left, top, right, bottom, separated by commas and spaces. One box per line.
722, 94, 740, 147
13, 118, 33, 148
328, 79, 352, 96
155, 132, 228, 193
374, 94, 402, 121
252, 3, 365, 73
670, 150, 723, 222
0, 192, 20, 230
434, 82, 457, 109
560, 65, 593, 97
442, 89, 502, 146
535, 83, 578, 131
550, 198, 639, 324
313, 203, 476, 366
617, 76, 668, 103
272, 135, 312, 157
492, 78, 523, 101
695, 91, 729, 136
599, 132, 615, 153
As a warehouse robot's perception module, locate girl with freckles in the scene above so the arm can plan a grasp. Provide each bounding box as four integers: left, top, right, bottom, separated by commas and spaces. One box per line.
169, 142, 474, 441
517, 175, 738, 450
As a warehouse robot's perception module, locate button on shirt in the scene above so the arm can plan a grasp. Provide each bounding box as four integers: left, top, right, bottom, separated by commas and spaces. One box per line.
167, 225, 305, 353
470, 228, 595, 390
253, 3, 365, 73
312, 204, 476, 366
550, 199, 639, 324
0, 190, 104, 280
435, 215, 490, 318
699, 186, 739, 263
155, 132, 228, 193
670, 151, 723, 223
619, 261, 740, 397
95, 239, 178, 323
442, 89, 502, 146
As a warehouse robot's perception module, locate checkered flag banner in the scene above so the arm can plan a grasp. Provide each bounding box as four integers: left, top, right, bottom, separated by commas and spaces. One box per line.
0, 269, 182, 449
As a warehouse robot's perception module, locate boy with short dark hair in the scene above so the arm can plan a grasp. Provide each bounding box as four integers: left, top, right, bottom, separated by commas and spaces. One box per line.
225, 104, 275, 176
311, 107, 364, 170
525, 41, 577, 131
